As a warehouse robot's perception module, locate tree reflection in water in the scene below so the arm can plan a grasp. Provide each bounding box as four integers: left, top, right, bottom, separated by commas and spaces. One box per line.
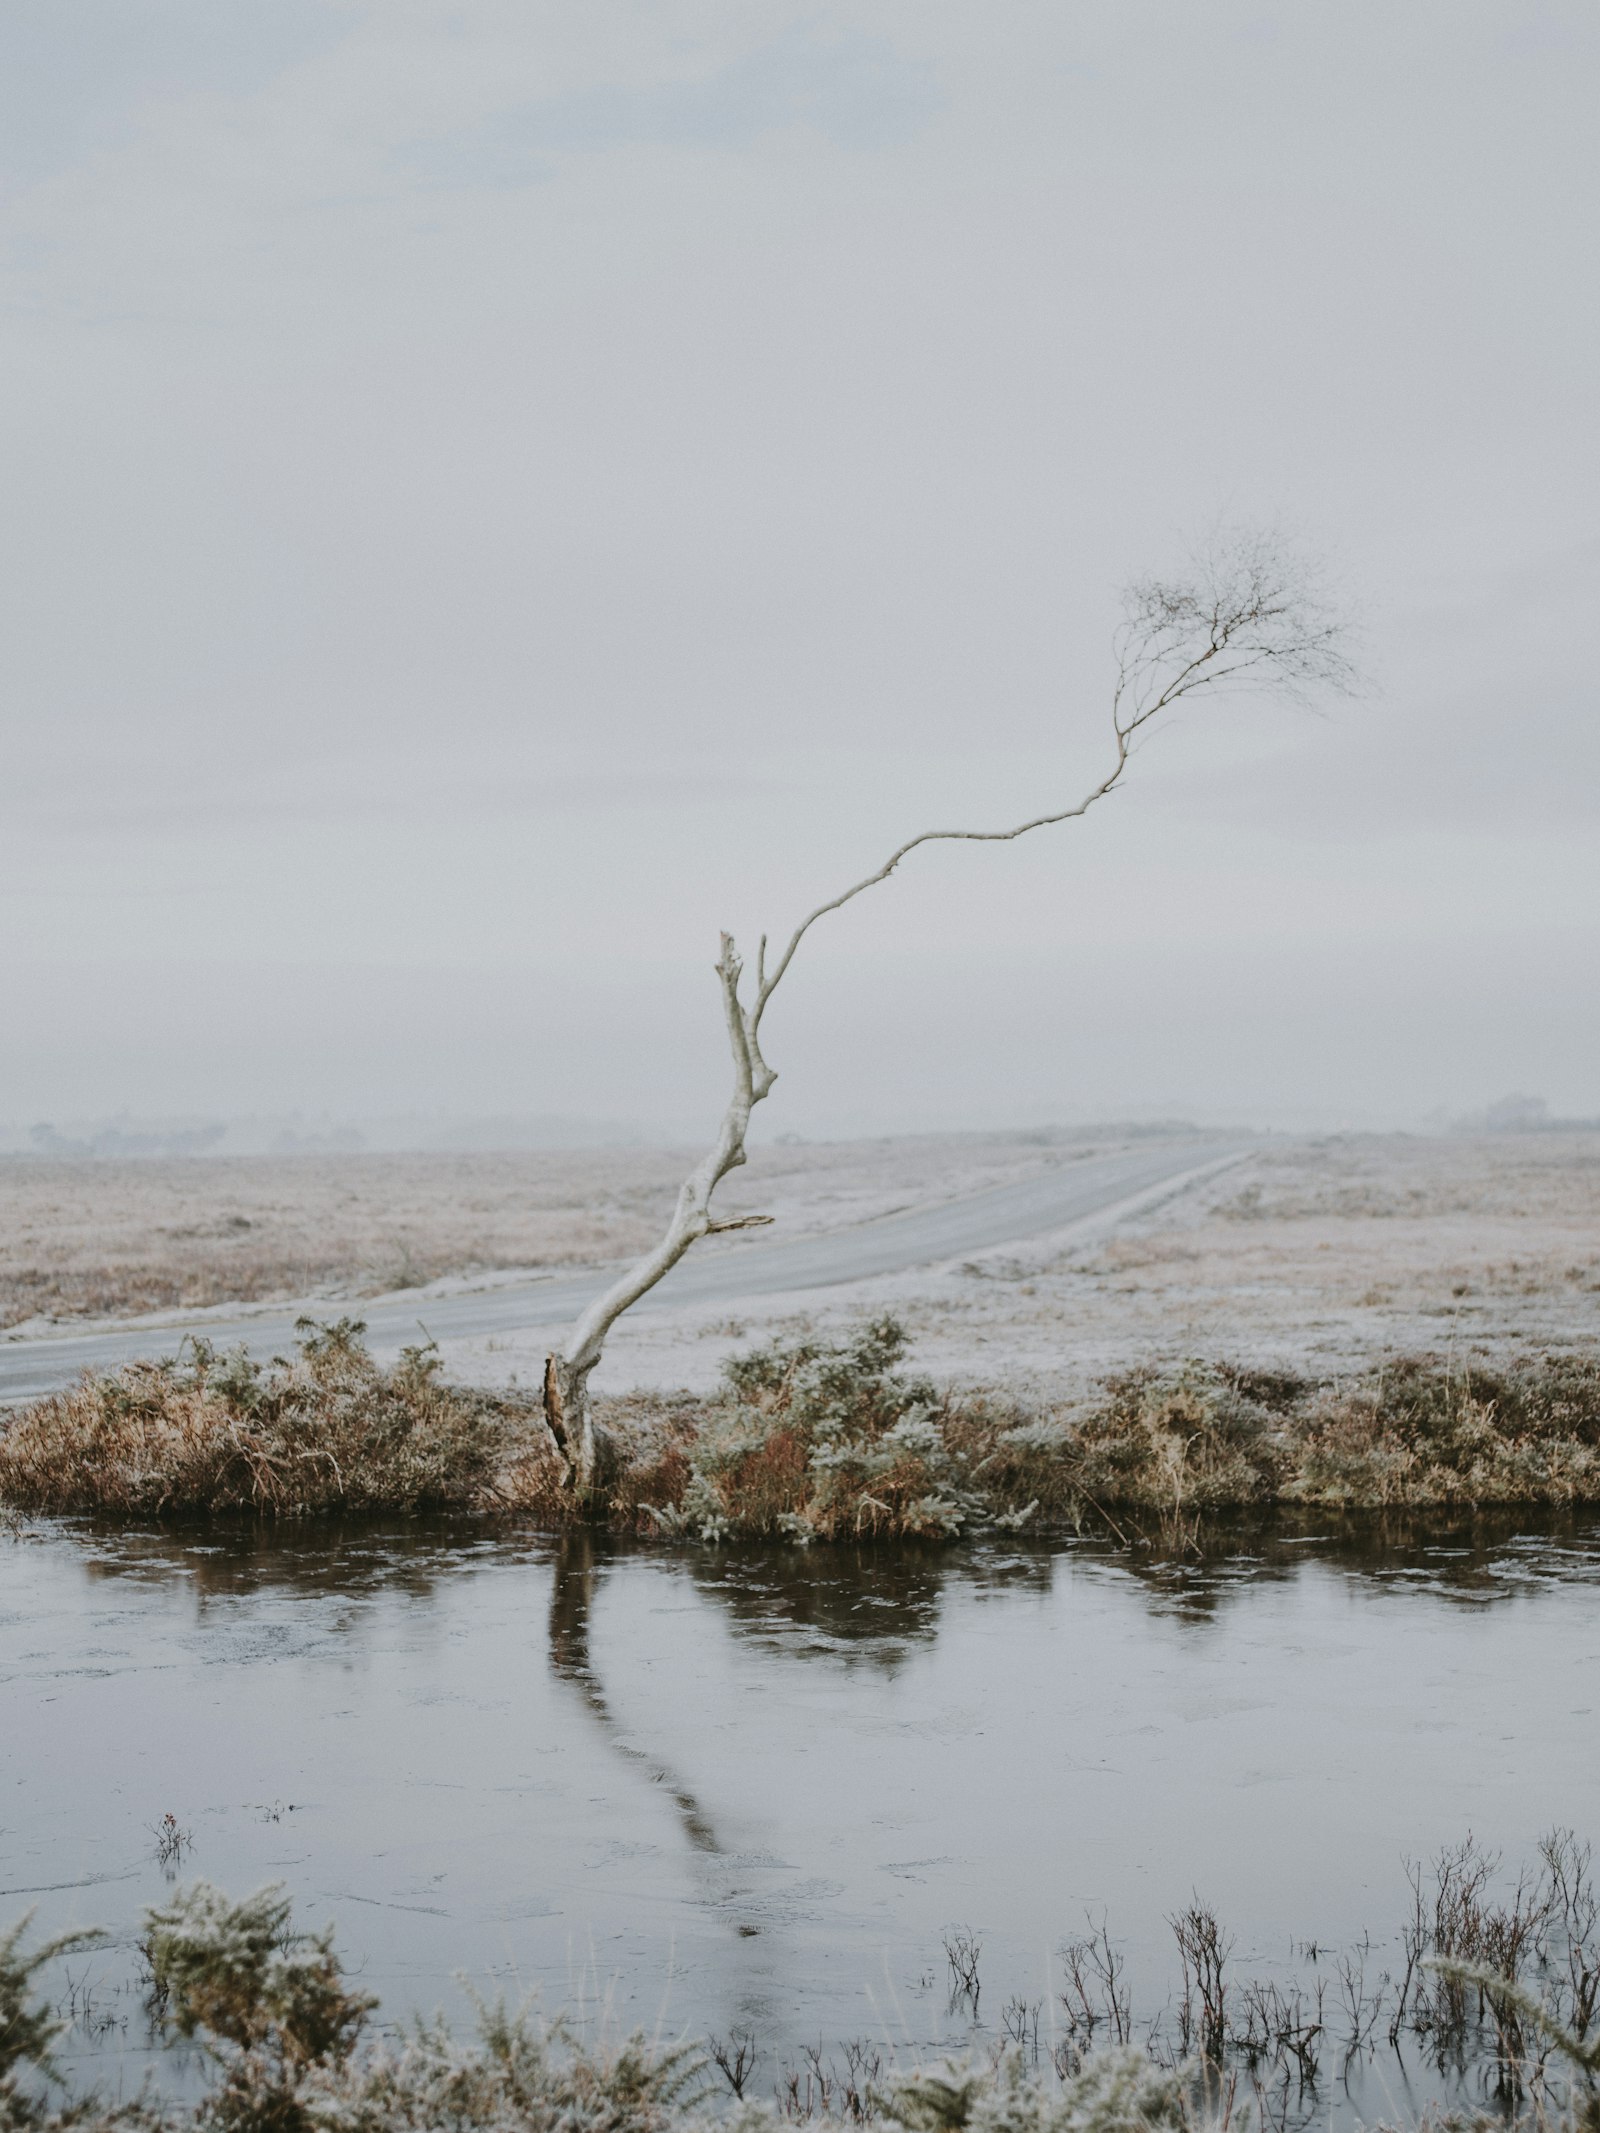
32, 1506, 1600, 2008
72, 1514, 517, 1605
686, 1539, 1051, 1669
546, 1527, 723, 1860
61, 1507, 1600, 1623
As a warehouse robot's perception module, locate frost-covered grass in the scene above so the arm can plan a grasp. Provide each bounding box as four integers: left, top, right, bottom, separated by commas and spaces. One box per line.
972, 1350, 1600, 1526
619, 1323, 1600, 1536
2, 1882, 1197, 2133
643, 1316, 1031, 1543
6, 1877, 1600, 2133
0, 1320, 557, 1520
3, 1317, 1599, 1532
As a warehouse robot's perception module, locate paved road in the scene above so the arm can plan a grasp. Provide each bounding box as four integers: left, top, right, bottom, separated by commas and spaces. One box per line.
0, 1139, 1246, 1404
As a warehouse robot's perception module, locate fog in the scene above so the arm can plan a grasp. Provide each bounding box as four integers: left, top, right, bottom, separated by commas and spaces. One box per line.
2, 2, 1596, 1142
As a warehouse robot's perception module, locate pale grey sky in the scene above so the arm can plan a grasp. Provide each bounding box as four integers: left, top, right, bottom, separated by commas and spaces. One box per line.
2, 1, 1596, 1139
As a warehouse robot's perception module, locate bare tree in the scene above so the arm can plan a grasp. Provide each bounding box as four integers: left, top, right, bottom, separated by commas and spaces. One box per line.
543, 526, 1356, 1496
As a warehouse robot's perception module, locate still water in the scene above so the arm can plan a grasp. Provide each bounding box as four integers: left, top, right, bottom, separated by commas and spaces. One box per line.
4, 1517, 1598, 2114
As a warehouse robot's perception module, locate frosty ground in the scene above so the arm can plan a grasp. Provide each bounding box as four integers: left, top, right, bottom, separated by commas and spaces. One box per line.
3, 1130, 1596, 1404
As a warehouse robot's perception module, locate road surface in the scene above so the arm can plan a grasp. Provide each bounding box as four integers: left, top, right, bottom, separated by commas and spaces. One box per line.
0, 1139, 1245, 1404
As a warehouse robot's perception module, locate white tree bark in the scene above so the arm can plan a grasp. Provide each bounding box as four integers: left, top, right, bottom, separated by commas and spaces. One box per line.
543, 932, 777, 1495
542, 527, 1356, 1500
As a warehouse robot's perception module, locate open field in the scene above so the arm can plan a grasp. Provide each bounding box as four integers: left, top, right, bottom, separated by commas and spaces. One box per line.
429, 1128, 1600, 1404
2, 1132, 1598, 1404
0, 1129, 1181, 1335
868, 1127, 1600, 1396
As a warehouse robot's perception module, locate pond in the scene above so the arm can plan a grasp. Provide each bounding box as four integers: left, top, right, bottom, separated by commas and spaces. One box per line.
4, 1516, 1598, 2121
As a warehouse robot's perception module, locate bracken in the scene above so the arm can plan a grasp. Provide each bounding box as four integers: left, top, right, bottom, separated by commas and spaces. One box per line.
0, 1319, 541, 1519
4, 1319, 1600, 1533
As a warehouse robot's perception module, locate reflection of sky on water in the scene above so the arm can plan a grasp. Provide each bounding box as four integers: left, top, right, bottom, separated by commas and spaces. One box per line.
4, 1515, 1597, 2115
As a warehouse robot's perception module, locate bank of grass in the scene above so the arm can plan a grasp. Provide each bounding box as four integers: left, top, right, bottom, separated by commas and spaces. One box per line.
976, 1347, 1600, 1526
3, 1316, 1600, 1534
0, 1320, 561, 1520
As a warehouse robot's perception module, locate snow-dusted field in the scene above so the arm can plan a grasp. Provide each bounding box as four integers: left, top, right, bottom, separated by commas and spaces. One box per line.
846, 1127, 1600, 1401
4, 1131, 1598, 1403
0, 1129, 1149, 1332
436, 1128, 1600, 1403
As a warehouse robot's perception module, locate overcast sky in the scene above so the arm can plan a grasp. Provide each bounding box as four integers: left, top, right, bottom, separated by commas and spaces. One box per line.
2, 0, 1596, 1142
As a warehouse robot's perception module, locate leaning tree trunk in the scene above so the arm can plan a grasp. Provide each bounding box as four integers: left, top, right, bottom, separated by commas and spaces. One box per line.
542, 933, 775, 1511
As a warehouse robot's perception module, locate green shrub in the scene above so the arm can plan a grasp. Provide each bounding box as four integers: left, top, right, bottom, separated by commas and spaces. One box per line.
144, 1882, 373, 2072
649, 1317, 1014, 1544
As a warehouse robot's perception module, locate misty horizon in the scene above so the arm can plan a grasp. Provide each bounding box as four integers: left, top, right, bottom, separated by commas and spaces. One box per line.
4, 1090, 1596, 1162
3, 4, 1596, 1137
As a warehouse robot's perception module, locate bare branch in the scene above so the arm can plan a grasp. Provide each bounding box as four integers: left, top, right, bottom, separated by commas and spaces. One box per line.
754, 525, 1356, 1018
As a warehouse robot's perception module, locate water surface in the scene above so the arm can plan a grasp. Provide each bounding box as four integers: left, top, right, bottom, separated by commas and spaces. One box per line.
4, 1516, 1597, 2115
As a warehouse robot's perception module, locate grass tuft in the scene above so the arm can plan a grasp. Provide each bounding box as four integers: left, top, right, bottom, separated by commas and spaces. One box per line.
0, 1320, 549, 1519
1285, 1354, 1600, 1508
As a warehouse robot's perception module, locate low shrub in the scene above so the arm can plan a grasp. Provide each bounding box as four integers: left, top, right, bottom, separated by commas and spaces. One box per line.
627, 1330, 1600, 1538
1, 1909, 108, 2131
1286, 1354, 1600, 1509
4, 1881, 712, 2133
976, 1365, 1293, 1524
0, 1320, 546, 1519
646, 1316, 1017, 1543
6, 1875, 1600, 2133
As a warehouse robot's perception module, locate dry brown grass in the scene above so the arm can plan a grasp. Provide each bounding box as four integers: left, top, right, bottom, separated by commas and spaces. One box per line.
0, 1319, 555, 1518
1285, 1353, 1600, 1508
0, 1149, 698, 1329
5, 1317, 1599, 1532
593, 1332, 1600, 1538
969, 1365, 1296, 1525
973, 1352, 1600, 1526
0, 1135, 1108, 1332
